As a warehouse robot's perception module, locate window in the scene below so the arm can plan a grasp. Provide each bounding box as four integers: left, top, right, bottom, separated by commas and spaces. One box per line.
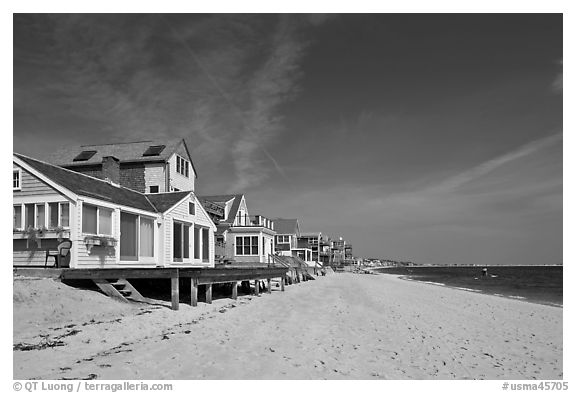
176, 155, 190, 178
82, 205, 98, 234
47, 202, 71, 228
194, 226, 200, 259
48, 203, 59, 228
36, 204, 45, 228
13, 169, 21, 190
13, 205, 22, 230
149, 186, 159, 193
60, 203, 70, 227
202, 228, 209, 261
73, 150, 97, 162
82, 204, 113, 235
120, 213, 155, 261
236, 236, 259, 256
173, 222, 191, 261
142, 145, 166, 157
99, 208, 112, 235
189, 202, 195, 215
139, 217, 154, 257
277, 235, 290, 243
25, 204, 34, 229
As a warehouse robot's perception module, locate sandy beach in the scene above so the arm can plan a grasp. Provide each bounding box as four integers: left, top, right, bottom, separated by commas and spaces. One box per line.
13, 272, 562, 380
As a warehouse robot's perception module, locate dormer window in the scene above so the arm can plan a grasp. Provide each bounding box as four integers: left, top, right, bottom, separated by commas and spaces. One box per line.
176, 155, 190, 178
73, 150, 97, 162
143, 145, 166, 157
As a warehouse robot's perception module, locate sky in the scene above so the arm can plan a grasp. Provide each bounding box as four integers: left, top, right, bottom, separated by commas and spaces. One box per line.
13, 14, 563, 264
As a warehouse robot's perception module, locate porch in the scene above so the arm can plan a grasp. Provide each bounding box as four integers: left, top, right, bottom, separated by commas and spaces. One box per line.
14, 265, 288, 311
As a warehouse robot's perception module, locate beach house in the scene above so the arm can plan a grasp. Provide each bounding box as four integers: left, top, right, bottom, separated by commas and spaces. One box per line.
297, 232, 322, 268
49, 138, 196, 194
13, 153, 216, 269
198, 195, 276, 265
272, 218, 313, 268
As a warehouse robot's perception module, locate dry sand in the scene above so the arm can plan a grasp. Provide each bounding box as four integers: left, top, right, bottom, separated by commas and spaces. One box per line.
13, 272, 562, 380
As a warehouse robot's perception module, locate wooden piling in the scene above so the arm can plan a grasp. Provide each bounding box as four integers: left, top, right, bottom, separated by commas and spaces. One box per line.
267, 278, 272, 294
171, 269, 179, 311
231, 281, 238, 300
254, 280, 260, 296
190, 278, 198, 307
206, 283, 213, 304
280, 276, 285, 291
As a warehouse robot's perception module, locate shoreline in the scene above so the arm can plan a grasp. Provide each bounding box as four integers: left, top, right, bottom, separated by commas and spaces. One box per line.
394, 275, 563, 308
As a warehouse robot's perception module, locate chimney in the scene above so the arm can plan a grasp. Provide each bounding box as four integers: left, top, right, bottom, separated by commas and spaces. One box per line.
102, 156, 120, 185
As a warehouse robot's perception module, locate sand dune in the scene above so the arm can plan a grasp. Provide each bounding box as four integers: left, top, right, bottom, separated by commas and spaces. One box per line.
13, 273, 562, 380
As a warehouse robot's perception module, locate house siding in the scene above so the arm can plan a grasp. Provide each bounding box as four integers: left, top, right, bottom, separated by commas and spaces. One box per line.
168, 144, 195, 191
144, 163, 167, 193
227, 229, 275, 264
163, 195, 214, 267
118, 163, 146, 193
13, 164, 60, 197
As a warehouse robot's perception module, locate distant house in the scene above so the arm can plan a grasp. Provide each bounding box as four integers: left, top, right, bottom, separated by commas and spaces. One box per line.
273, 218, 300, 257
272, 218, 314, 268
49, 138, 197, 194
13, 153, 215, 268
198, 195, 276, 265
297, 232, 322, 268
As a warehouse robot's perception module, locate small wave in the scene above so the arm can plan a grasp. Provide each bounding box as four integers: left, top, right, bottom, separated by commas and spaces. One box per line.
452, 286, 482, 293
508, 295, 527, 300
421, 281, 446, 286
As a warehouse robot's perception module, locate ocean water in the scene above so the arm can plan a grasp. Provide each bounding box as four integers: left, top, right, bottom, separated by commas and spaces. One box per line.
374, 265, 563, 307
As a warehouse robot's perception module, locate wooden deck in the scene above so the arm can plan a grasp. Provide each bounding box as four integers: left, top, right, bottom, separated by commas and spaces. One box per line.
14, 266, 288, 310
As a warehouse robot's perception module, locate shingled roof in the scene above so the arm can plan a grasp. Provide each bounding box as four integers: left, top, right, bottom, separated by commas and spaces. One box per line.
198, 194, 244, 224
15, 153, 158, 212
273, 218, 300, 235
47, 138, 197, 177
146, 191, 193, 213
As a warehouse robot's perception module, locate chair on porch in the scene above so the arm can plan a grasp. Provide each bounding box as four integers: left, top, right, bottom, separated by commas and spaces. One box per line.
45, 240, 72, 268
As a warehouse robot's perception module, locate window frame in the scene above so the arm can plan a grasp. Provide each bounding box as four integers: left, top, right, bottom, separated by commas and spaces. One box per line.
276, 235, 290, 244
13, 204, 23, 230
175, 155, 190, 178
189, 202, 195, 215
13, 169, 21, 191
235, 235, 260, 256
82, 203, 114, 236
15, 201, 70, 230
149, 185, 159, 193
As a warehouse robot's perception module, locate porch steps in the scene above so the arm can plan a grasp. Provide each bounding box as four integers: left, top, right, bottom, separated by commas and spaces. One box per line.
92, 278, 148, 304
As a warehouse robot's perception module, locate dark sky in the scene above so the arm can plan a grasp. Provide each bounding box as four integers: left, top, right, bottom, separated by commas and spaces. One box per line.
13, 14, 563, 264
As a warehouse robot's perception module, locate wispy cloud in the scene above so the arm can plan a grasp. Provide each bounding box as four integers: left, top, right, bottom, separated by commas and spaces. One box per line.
13, 14, 331, 192
427, 132, 562, 194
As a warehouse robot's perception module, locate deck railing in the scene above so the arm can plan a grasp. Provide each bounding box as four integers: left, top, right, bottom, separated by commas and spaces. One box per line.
233, 214, 275, 230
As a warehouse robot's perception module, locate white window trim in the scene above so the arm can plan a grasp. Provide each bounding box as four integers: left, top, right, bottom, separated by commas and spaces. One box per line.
81, 203, 114, 236
175, 155, 190, 178
47, 202, 71, 229
235, 235, 259, 256
277, 235, 290, 244
13, 169, 21, 191
119, 212, 156, 264
13, 204, 23, 230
